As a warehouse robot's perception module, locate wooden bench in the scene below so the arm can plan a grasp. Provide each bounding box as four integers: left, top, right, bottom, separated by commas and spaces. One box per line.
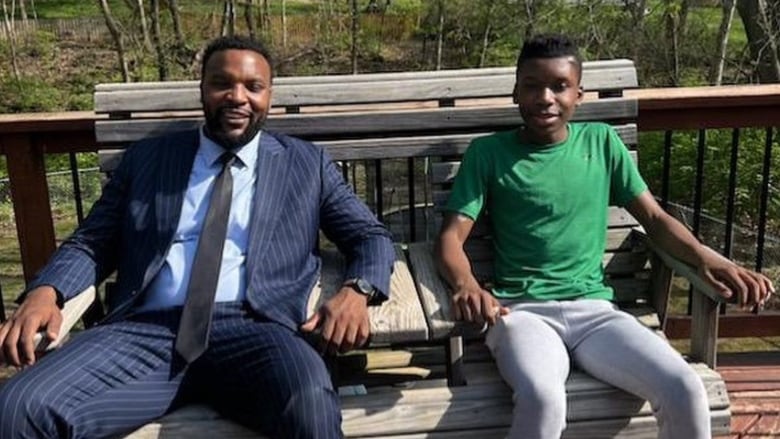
33, 60, 731, 437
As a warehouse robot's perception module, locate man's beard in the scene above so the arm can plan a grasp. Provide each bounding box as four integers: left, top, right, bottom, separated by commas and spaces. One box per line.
204, 107, 265, 150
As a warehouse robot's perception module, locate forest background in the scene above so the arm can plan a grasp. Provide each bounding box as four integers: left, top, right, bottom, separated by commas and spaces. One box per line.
0, 0, 779, 323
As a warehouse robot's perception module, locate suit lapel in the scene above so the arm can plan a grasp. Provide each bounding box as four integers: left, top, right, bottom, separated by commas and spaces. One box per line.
246, 133, 291, 277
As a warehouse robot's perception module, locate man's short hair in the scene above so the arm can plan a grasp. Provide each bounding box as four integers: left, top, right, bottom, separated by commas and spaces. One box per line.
516, 34, 583, 80
200, 35, 274, 80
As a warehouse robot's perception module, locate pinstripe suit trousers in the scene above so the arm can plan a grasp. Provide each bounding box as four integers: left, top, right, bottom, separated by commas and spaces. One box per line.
0, 302, 342, 439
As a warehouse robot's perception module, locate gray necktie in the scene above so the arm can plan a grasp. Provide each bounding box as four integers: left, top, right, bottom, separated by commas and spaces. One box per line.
175, 152, 236, 363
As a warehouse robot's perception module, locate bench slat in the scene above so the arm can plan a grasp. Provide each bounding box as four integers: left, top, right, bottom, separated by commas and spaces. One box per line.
98, 124, 638, 173
338, 363, 727, 436
431, 146, 638, 186
309, 245, 429, 345
95, 99, 637, 144
95, 60, 637, 114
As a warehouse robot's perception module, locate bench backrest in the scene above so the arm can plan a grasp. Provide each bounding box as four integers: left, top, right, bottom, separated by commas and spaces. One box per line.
94, 60, 637, 164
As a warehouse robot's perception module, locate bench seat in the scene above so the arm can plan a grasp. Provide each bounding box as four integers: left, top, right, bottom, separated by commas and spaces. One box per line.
121, 360, 728, 438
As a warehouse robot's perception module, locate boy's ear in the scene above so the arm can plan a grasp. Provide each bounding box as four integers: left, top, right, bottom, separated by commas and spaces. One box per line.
575, 85, 584, 105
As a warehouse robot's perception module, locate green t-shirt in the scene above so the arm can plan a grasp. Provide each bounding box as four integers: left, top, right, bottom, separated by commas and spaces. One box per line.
445, 122, 648, 301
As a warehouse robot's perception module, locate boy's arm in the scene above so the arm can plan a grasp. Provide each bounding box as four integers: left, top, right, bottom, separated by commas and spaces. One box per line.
436, 213, 509, 325
626, 191, 774, 307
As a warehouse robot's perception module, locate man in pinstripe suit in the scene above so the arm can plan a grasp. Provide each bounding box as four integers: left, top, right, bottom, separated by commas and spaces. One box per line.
0, 36, 394, 439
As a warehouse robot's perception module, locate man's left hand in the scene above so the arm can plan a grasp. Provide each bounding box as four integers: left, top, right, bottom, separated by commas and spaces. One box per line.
300, 287, 370, 355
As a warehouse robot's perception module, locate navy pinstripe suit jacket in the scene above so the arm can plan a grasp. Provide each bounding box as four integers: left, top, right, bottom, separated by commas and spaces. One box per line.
26, 129, 395, 331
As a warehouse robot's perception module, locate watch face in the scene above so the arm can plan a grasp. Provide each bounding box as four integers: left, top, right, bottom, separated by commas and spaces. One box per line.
356, 278, 373, 294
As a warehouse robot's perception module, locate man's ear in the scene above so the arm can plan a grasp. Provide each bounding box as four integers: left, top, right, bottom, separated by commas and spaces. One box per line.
512, 83, 519, 104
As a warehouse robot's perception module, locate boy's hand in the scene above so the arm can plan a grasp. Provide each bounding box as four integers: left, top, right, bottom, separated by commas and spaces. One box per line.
451, 283, 509, 326
0, 286, 62, 368
698, 250, 775, 309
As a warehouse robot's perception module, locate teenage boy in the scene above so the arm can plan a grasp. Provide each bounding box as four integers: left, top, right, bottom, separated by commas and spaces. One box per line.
436, 34, 773, 438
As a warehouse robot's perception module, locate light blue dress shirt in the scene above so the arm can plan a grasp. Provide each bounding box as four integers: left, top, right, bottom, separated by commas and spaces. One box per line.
139, 128, 260, 310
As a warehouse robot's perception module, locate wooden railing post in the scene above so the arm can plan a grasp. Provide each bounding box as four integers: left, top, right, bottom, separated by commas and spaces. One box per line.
4, 133, 56, 282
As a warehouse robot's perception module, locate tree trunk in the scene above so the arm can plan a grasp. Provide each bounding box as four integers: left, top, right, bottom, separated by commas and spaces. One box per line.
711, 0, 737, 85
245, 0, 256, 39
523, 0, 536, 39
436, 0, 444, 70
29, 0, 36, 21
351, 0, 359, 74
263, 0, 271, 42
150, 0, 167, 80
664, 0, 681, 85
98, 0, 130, 82
623, 0, 646, 61
1, 0, 20, 80
221, 0, 235, 37
281, 0, 287, 50
737, 0, 780, 82
479, 0, 496, 68
18, 0, 27, 23
136, 0, 153, 51
166, 0, 185, 49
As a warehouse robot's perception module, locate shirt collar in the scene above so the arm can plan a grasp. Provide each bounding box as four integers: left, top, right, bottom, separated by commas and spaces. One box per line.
198, 127, 261, 169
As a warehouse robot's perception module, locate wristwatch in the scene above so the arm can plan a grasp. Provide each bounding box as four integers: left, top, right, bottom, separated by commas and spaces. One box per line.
343, 278, 377, 303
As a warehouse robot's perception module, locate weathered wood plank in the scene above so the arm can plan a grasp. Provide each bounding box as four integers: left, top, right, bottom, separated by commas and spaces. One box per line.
431, 146, 638, 185
98, 124, 638, 172
309, 245, 429, 345
123, 360, 725, 439
95, 60, 637, 114
95, 99, 637, 144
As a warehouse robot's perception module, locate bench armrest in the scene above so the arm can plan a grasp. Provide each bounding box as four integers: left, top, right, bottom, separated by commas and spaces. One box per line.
631, 228, 725, 367
33, 286, 97, 352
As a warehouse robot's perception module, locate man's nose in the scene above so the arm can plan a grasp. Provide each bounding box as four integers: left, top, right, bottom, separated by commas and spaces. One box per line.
227, 85, 247, 103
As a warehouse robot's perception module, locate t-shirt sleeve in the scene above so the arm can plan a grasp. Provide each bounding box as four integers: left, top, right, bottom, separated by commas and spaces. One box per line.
445, 139, 489, 221
607, 126, 648, 207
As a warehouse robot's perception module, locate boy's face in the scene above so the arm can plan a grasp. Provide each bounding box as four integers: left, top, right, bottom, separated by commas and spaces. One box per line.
513, 56, 583, 145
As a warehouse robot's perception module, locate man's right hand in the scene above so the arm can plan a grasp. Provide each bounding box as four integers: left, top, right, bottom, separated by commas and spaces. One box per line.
451, 283, 509, 327
0, 286, 62, 367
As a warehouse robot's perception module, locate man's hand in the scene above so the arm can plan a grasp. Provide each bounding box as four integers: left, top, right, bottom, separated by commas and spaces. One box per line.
0, 286, 62, 367
300, 287, 370, 355
698, 248, 775, 309
451, 282, 509, 327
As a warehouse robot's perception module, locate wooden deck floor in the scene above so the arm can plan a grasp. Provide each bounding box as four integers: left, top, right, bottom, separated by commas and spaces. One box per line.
716, 351, 780, 438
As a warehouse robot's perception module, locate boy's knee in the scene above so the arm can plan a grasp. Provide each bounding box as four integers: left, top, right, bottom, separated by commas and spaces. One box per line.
512, 379, 566, 421
660, 371, 709, 414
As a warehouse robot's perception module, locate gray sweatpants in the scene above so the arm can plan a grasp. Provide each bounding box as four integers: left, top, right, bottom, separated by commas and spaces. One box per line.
484, 299, 710, 439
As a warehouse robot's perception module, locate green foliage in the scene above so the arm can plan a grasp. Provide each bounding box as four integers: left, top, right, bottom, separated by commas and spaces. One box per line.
30, 0, 105, 19
0, 77, 66, 113
639, 129, 780, 233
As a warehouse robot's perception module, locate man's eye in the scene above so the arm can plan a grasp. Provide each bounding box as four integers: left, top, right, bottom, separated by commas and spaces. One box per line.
552, 82, 569, 92
209, 80, 231, 89
247, 83, 265, 92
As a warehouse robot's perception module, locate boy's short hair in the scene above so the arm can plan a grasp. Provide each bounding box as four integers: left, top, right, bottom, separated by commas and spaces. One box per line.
516, 34, 583, 80
200, 35, 274, 80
